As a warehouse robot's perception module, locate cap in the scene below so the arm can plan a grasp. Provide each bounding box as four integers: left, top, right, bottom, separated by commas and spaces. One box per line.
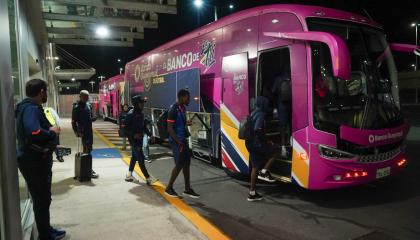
80, 90, 90, 96
131, 95, 147, 104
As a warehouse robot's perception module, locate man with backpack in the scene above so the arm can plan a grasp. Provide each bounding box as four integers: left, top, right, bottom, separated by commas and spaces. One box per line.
164, 89, 200, 198
244, 96, 278, 201
16, 79, 66, 240
124, 95, 156, 184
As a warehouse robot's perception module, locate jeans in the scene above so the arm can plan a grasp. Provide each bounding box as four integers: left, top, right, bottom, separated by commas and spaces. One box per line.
143, 135, 149, 159
18, 155, 53, 240
129, 138, 150, 178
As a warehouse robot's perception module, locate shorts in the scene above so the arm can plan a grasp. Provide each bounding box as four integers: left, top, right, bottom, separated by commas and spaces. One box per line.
246, 142, 278, 169
169, 140, 191, 169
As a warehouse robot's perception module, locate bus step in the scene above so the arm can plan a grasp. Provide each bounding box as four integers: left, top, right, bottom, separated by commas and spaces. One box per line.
270, 173, 292, 183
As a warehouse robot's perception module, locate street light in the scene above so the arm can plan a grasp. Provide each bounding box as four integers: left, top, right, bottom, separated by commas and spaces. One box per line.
96, 25, 110, 38
98, 75, 106, 82
119, 68, 124, 74
89, 81, 95, 92
411, 22, 419, 70
117, 58, 121, 63
193, 0, 204, 26
229, 4, 234, 10
71, 77, 76, 82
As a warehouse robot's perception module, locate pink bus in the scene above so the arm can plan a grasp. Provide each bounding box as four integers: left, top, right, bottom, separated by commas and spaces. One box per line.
99, 74, 127, 121
123, 4, 418, 189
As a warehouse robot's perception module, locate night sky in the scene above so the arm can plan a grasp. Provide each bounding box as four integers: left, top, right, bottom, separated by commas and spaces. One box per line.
60, 0, 420, 93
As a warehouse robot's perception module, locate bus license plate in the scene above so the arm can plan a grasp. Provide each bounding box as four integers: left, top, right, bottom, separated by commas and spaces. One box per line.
376, 167, 391, 179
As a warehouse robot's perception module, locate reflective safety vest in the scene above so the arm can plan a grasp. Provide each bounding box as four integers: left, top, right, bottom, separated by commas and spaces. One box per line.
44, 108, 56, 126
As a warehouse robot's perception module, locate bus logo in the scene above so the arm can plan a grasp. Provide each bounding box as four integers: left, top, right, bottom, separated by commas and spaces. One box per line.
200, 40, 216, 70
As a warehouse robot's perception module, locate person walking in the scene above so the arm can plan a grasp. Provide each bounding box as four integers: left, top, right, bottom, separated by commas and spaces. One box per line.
245, 96, 278, 201
72, 90, 98, 179
124, 95, 156, 184
16, 79, 66, 240
118, 104, 130, 150
164, 89, 200, 199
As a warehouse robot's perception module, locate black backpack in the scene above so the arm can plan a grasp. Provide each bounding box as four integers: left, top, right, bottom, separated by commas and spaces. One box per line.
157, 109, 169, 139
238, 115, 253, 140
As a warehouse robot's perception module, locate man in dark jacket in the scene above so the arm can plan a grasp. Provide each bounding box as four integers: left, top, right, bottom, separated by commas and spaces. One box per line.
71, 90, 98, 179
124, 95, 156, 184
118, 104, 130, 150
245, 96, 278, 201
16, 79, 66, 240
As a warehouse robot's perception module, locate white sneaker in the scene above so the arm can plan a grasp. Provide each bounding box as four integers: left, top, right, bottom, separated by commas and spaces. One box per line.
125, 174, 136, 182
146, 177, 158, 186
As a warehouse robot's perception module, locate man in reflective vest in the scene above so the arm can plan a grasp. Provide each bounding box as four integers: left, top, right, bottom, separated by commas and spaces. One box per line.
44, 107, 64, 162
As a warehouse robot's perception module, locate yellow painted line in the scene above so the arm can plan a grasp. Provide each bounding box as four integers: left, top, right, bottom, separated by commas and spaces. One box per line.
93, 128, 230, 240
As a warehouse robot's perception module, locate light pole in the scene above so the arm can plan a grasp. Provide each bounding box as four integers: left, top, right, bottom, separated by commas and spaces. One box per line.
411, 22, 419, 70
98, 75, 106, 82
89, 81, 95, 92
194, 0, 203, 26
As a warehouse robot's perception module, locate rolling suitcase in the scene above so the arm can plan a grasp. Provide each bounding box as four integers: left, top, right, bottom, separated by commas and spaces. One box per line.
74, 140, 92, 182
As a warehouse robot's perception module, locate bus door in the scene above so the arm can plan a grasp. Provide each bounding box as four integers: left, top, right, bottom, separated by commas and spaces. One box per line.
221, 52, 250, 173
256, 47, 293, 182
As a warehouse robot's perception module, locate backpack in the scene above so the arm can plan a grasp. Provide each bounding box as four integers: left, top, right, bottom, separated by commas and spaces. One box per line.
157, 109, 169, 139
238, 115, 253, 140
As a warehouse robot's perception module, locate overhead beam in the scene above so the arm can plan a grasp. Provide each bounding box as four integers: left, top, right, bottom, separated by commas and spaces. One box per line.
50, 38, 133, 47
47, 27, 144, 39
42, 0, 177, 14
43, 12, 158, 28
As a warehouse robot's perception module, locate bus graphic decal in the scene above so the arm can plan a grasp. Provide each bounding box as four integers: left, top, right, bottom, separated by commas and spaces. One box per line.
200, 40, 216, 71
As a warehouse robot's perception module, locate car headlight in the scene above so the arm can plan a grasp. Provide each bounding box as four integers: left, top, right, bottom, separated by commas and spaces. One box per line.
318, 145, 356, 160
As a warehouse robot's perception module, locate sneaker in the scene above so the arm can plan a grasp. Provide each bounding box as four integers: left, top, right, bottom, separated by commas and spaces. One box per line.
145, 158, 152, 163
146, 177, 158, 186
164, 188, 179, 198
91, 170, 99, 179
125, 174, 136, 182
57, 157, 64, 163
258, 171, 276, 183
50, 227, 66, 240
183, 189, 200, 199
247, 192, 263, 202
281, 146, 289, 159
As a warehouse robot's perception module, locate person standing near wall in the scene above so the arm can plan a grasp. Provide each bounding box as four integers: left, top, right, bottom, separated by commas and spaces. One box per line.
16, 79, 66, 240
72, 90, 98, 179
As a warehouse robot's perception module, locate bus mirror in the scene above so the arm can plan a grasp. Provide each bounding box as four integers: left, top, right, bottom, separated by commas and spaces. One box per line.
264, 31, 351, 80
390, 43, 420, 56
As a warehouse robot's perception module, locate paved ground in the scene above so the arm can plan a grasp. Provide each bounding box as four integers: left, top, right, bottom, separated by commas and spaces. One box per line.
50, 119, 207, 240
94, 119, 420, 240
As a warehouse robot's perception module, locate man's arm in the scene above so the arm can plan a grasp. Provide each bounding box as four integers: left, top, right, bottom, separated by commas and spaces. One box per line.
167, 107, 181, 145
71, 104, 80, 135
23, 106, 56, 142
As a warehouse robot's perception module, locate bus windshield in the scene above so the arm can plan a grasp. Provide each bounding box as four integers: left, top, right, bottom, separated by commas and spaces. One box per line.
308, 19, 403, 134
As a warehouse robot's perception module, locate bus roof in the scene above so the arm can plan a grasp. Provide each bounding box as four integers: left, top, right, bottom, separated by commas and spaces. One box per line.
99, 74, 124, 86
126, 4, 381, 66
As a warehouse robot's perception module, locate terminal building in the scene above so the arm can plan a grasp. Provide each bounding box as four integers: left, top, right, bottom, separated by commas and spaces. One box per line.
0, 0, 177, 239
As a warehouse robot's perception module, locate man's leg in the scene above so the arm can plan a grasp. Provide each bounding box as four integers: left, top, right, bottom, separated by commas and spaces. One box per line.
19, 160, 53, 240
247, 153, 263, 201
181, 144, 191, 191
166, 142, 182, 192
133, 142, 150, 179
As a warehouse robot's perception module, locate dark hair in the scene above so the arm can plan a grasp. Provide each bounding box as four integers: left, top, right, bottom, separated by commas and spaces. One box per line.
26, 79, 47, 97
177, 89, 190, 99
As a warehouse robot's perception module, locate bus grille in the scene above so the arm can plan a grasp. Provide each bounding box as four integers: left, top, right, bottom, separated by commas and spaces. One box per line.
358, 147, 401, 163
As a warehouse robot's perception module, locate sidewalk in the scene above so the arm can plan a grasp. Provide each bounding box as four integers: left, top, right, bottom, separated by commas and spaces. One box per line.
49, 119, 207, 240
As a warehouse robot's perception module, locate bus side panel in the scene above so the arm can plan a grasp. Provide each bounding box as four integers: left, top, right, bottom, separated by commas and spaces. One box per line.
291, 127, 310, 188
220, 16, 259, 173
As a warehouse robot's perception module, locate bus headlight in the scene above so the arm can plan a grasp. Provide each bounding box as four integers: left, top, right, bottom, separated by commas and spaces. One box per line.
318, 145, 356, 160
